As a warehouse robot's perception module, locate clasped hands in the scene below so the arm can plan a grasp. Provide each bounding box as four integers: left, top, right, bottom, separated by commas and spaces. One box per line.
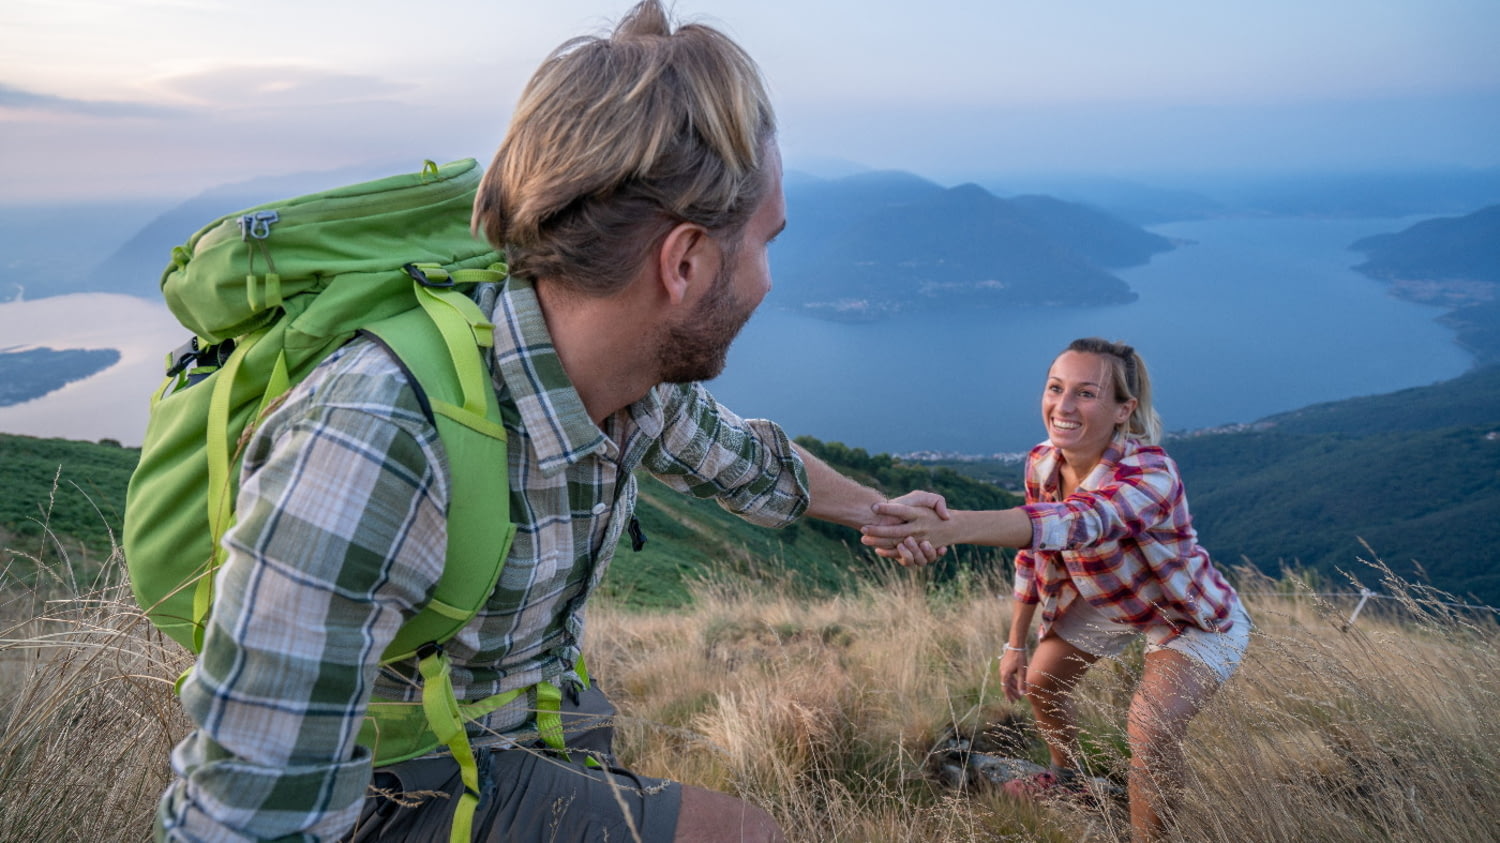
862, 490, 952, 566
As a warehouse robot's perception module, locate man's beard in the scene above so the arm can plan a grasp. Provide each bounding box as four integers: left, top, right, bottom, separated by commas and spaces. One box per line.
656, 265, 755, 384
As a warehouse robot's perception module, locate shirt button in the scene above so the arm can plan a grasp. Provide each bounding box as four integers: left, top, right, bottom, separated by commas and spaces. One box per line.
592, 503, 609, 515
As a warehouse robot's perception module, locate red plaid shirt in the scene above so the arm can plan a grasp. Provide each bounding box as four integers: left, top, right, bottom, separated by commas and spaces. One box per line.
1013, 435, 1241, 644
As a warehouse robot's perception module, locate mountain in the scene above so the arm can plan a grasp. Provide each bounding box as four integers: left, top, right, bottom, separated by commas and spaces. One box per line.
774, 171, 1172, 320
0, 199, 175, 300
978, 167, 1500, 224
79, 162, 417, 300
1349, 206, 1500, 364
7, 358, 1499, 606
1352, 205, 1500, 286
980, 175, 1226, 225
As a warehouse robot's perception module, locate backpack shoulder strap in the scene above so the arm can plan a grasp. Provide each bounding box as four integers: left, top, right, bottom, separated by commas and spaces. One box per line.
362, 268, 516, 662
360, 269, 521, 843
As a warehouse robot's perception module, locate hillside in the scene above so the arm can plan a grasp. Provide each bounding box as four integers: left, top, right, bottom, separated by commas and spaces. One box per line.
0, 432, 1016, 606
0, 434, 138, 578
1168, 365, 1500, 605
1351, 205, 1500, 286
1349, 206, 1500, 364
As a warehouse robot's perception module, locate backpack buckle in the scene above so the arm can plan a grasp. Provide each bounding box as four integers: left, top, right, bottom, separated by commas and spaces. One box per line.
403, 263, 455, 289
165, 337, 237, 379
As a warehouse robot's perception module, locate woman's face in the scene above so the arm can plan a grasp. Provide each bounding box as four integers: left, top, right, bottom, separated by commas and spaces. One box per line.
1041, 350, 1136, 458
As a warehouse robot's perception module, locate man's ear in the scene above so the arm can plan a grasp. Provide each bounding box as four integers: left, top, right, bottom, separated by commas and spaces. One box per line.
657, 221, 716, 307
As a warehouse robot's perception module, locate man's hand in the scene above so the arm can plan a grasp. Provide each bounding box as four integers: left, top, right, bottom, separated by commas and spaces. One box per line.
863, 490, 950, 565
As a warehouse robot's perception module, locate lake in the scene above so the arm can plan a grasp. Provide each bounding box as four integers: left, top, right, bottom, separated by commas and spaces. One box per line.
0, 216, 1474, 451
0, 294, 183, 445
707, 215, 1473, 454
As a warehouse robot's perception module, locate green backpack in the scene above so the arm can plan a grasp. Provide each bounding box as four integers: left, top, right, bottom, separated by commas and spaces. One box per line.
123, 159, 560, 841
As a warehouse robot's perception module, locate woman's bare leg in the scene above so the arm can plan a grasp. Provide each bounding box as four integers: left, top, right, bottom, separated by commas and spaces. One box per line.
1024, 633, 1101, 770
1126, 649, 1221, 842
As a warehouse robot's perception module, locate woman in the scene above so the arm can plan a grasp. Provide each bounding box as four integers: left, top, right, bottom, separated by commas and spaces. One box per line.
862, 337, 1250, 842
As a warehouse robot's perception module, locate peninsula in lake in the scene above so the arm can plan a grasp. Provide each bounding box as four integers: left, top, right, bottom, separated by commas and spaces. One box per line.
1350, 204, 1500, 364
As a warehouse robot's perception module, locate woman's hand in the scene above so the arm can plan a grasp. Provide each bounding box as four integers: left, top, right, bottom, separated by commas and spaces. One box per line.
1000, 646, 1029, 703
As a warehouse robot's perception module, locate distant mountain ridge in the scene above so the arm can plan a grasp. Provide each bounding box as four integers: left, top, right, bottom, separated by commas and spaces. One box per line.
774, 171, 1172, 320
80, 161, 414, 300
10, 164, 1173, 322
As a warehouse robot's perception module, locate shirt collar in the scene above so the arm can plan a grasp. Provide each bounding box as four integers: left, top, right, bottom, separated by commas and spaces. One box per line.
488, 276, 607, 475
1036, 433, 1134, 496
1082, 434, 1131, 489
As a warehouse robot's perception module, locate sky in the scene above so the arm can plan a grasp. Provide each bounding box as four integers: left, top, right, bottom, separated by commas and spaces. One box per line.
2, 0, 1499, 202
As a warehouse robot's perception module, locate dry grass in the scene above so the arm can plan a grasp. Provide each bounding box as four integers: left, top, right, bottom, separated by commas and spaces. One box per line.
586, 561, 1500, 842
0, 547, 192, 843
2, 551, 1497, 842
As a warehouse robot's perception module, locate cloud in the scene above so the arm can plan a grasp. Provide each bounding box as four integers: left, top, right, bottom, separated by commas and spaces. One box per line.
0, 83, 184, 119
156, 65, 410, 109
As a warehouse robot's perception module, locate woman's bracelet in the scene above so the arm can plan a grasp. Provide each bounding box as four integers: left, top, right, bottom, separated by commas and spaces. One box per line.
1002, 644, 1028, 655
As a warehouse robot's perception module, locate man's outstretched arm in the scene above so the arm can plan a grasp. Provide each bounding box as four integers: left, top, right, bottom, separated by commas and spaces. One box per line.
793, 443, 947, 565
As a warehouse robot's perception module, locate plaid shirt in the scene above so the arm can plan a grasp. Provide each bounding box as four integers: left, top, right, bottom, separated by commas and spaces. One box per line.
1013, 435, 1241, 645
158, 278, 810, 842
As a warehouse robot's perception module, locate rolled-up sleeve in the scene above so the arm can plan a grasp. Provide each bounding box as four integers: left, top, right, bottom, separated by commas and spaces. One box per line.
158, 373, 448, 841
1022, 456, 1176, 552
640, 383, 809, 528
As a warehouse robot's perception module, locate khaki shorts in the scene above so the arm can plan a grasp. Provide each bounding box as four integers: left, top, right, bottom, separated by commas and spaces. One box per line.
344, 686, 681, 842
1051, 597, 1252, 683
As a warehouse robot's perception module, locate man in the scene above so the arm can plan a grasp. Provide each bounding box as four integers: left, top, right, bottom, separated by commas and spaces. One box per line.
157, 2, 938, 841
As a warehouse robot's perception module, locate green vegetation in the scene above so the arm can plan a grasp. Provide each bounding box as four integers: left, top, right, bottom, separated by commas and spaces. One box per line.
1166, 365, 1500, 605
0, 431, 1017, 609
1172, 424, 1500, 605
8, 364, 1498, 608
1251, 363, 1500, 436
793, 436, 1017, 581
916, 365, 1500, 608
0, 433, 137, 584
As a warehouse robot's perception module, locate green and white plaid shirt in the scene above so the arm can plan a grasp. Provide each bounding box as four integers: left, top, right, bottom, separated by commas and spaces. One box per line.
158, 278, 810, 841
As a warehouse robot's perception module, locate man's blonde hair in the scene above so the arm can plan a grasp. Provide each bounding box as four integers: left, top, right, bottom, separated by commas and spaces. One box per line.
473, 0, 777, 295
